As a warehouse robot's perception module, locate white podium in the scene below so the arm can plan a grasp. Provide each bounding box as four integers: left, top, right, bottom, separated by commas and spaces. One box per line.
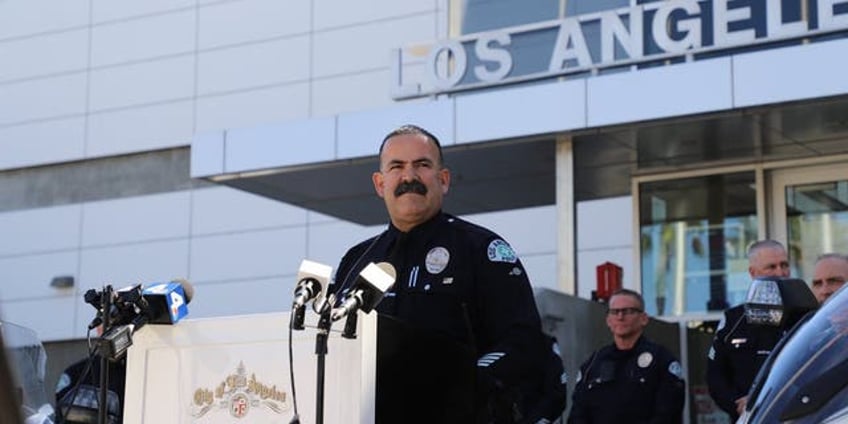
123, 312, 377, 424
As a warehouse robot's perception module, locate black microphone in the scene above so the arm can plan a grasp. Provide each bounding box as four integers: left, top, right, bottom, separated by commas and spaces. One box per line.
330, 262, 396, 322
292, 260, 333, 308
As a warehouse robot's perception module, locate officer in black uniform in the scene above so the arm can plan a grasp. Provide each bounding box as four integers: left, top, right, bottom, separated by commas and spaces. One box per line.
706, 240, 791, 421
54, 355, 126, 424
334, 125, 566, 424
568, 289, 685, 424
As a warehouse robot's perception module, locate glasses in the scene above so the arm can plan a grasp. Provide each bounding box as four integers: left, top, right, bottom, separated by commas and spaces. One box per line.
607, 307, 643, 317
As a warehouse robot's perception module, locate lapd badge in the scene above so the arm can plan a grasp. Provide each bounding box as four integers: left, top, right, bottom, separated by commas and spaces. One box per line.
487, 239, 517, 263
425, 247, 450, 274
637, 352, 653, 368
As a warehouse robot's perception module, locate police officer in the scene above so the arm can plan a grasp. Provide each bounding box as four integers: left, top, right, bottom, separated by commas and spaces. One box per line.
334, 125, 566, 423
706, 239, 790, 421
568, 289, 685, 424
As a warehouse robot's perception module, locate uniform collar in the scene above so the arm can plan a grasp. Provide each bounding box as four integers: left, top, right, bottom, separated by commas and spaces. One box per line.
387, 211, 447, 243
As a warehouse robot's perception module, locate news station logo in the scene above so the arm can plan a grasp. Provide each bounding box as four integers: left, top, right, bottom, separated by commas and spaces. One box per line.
191, 361, 289, 419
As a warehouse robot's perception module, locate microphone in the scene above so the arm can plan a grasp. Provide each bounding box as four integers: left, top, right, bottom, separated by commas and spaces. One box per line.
330, 262, 396, 322
292, 260, 333, 308
141, 279, 194, 325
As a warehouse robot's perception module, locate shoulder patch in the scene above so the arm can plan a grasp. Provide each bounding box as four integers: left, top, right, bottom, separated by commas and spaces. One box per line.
668, 361, 684, 380
487, 239, 517, 263
716, 315, 726, 332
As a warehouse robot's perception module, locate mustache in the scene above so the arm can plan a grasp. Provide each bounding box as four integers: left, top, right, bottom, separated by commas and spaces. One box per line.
395, 180, 428, 197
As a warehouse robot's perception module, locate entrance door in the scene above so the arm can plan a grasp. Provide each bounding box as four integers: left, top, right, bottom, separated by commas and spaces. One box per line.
770, 165, 848, 281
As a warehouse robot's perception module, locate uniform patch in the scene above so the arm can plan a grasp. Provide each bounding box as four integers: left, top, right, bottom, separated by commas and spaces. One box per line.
668, 361, 683, 379
716, 315, 726, 332
487, 239, 517, 263
708, 346, 715, 360
425, 246, 450, 274
637, 352, 653, 368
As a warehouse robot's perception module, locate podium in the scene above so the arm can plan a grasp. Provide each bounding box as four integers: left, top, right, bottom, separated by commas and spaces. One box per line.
124, 311, 475, 424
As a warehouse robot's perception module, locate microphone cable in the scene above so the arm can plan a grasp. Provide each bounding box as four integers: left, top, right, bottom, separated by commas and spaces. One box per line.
287, 311, 301, 424
333, 231, 385, 304
55, 328, 99, 423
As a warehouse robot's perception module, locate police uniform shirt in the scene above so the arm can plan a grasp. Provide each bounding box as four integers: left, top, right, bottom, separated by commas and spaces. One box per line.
568, 336, 685, 424
706, 304, 784, 420
334, 212, 550, 399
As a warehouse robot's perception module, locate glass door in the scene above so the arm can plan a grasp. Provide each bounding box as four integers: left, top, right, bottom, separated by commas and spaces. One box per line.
770, 165, 848, 281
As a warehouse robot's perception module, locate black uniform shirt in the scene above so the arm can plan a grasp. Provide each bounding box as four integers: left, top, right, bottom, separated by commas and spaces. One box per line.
568, 336, 685, 424
706, 304, 784, 420
335, 211, 545, 385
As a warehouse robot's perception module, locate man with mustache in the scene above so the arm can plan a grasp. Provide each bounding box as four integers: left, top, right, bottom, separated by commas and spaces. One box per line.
334, 125, 567, 423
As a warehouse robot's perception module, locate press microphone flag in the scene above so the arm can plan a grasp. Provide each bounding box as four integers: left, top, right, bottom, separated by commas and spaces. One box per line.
142, 279, 193, 325
292, 259, 333, 308
331, 262, 396, 322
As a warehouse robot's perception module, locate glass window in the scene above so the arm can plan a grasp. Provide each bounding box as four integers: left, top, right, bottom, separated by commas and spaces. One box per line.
639, 172, 758, 316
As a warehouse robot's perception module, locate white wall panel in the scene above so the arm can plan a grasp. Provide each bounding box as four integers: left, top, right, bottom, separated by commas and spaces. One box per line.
336, 99, 453, 159
0, 118, 86, 170
195, 82, 310, 133
78, 240, 190, 290
0, 252, 78, 301
87, 101, 194, 157
307, 221, 381, 275
313, 14, 436, 78
88, 56, 194, 111
311, 70, 393, 118
521, 253, 558, 292
91, 0, 195, 23
190, 131, 225, 178
197, 36, 310, 96
198, 0, 311, 50
314, 0, 437, 30
0, 205, 81, 256
0, 74, 87, 126
467, 206, 558, 255
91, 10, 196, 67
455, 81, 586, 144
225, 118, 336, 172
81, 192, 191, 247
191, 187, 307, 235
0, 0, 89, 39
733, 38, 848, 107
576, 197, 633, 250
587, 58, 733, 127
186, 277, 290, 318
189, 228, 306, 282
0, 29, 88, 82
2, 297, 77, 341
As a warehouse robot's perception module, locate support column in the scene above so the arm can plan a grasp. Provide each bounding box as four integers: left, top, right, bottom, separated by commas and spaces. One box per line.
556, 136, 576, 295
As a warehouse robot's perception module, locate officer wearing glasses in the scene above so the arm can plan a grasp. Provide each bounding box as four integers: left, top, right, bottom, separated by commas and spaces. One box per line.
568, 289, 685, 424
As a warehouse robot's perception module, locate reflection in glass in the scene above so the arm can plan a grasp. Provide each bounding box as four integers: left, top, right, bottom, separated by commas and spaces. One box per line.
640, 173, 758, 316
786, 180, 848, 281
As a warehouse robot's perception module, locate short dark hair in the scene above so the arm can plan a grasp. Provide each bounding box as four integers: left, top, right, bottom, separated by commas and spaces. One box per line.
609, 288, 645, 311
379, 124, 444, 166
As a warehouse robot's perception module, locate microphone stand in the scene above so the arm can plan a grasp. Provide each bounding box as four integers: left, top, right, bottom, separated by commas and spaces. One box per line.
98, 285, 113, 424
314, 309, 332, 424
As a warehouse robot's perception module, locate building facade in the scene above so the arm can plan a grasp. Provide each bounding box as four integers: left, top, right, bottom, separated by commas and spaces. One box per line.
1, 0, 846, 361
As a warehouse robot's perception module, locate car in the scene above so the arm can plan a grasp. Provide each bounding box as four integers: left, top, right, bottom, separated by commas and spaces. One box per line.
739, 282, 848, 423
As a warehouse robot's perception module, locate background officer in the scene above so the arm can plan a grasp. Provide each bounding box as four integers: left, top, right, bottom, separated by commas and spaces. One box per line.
568, 289, 685, 424
706, 239, 790, 421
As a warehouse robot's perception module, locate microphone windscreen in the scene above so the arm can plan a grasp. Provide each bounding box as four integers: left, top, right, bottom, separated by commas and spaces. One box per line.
375, 262, 397, 280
